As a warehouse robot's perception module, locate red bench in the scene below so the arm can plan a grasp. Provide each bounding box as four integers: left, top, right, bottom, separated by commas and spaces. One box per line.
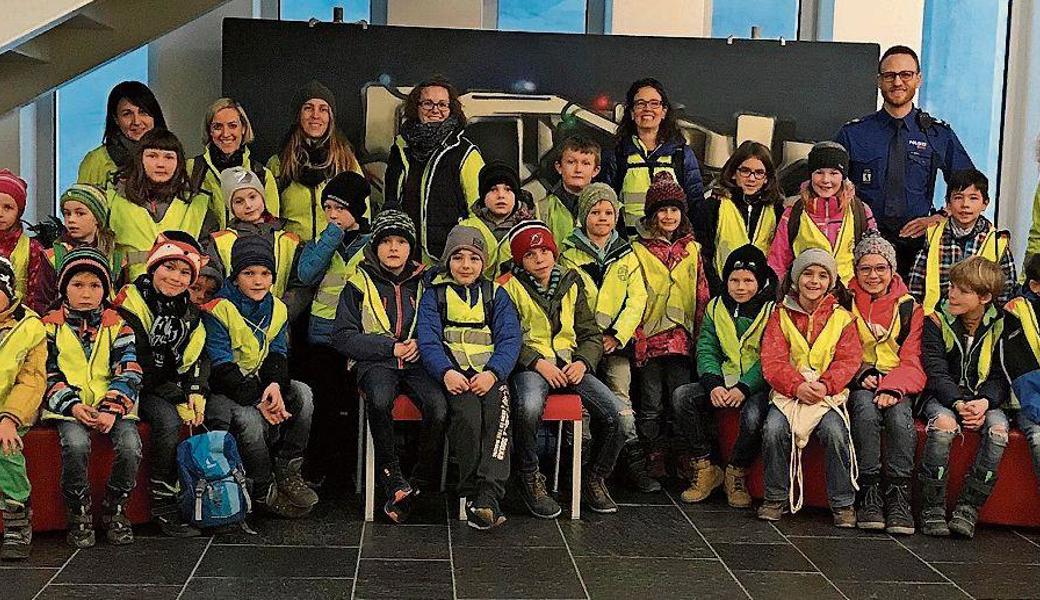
716, 408, 1040, 527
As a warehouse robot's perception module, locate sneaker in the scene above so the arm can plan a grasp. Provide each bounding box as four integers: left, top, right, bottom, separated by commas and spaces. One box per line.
275, 457, 320, 509
466, 500, 506, 530
832, 505, 857, 529
757, 500, 786, 522
680, 458, 723, 504
582, 475, 619, 514
919, 506, 950, 537
518, 471, 562, 519
383, 486, 416, 524
855, 482, 885, 530
724, 465, 752, 509
884, 483, 915, 536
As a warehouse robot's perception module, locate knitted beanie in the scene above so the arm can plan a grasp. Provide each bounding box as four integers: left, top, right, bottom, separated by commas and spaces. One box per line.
0, 169, 27, 216
291, 80, 337, 119
322, 171, 370, 226
60, 184, 110, 227
791, 248, 838, 292
58, 247, 112, 301
370, 209, 417, 248
441, 224, 487, 269
577, 182, 620, 227
0, 256, 16, 303
722, 244, 772, 292
478, 162, 521, 201
508, 220, 558, 263
219, 167, 266, 211
853, 230, 897, 271
230, 235, 277, 283
644, 172, 686, 216
807, 141, 849, 176
146, 230, 208, 285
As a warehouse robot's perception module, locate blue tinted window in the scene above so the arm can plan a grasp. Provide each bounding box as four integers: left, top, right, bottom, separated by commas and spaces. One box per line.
281, 0, 370, 21
712, 0, 798, 39
499, 0, 585, 33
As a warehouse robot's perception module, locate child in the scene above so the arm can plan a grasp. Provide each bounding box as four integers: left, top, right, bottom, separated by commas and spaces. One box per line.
113, 232, 209, 537
538, 135, 601, 244
1003, 254, 1040, 496
207, 167, 301, 301
759, 249, 862, 527
908, 169, 1017, 313
189, 270, 220, 306
846, 233, 924, 535
0, 169, 56, 314
41, 248, 143, 548
0, 257, 47, 560
631, 172, 710, 483
331, 210, 447, 523
559, 183, 654, 492
417, 224, 521, 529
500, 220, 625, 517
918, 256, 1009, 538
49, 184, 126, 289
672, 244, 776, 507
458, 162, 532, 278
201, 236, 318, 519
767, 142, 875, 285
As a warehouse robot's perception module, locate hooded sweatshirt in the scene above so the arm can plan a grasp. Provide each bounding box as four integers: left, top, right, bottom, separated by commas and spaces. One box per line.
847, 274, 926, 398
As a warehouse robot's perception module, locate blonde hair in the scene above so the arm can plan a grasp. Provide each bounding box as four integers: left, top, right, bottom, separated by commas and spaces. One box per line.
276, 111, 358, 187
202, 98, 254, 147
949, 256, 1004, 301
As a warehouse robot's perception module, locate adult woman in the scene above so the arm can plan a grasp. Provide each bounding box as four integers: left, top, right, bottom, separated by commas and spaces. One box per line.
383, 76, 484, 263
78, 81, 167, 187
187, 98, 280, 229
601, 78, 703, 234
268, 81, 360, 242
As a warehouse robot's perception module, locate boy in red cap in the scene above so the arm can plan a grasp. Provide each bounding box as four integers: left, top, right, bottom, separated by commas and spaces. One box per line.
0, 169, 56, 314
498, 220, 625, 518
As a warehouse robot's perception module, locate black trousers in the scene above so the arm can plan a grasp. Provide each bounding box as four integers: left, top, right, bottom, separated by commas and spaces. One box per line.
448, 379, 511, 504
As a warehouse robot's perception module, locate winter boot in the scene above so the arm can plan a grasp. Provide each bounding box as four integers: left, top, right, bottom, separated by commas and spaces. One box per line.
918, 473, 950, 537
949, 472, 997, 539
757, 500, 786, 521
518, 471, 562, 519
624, 444, 662, 493
645, 448, 667, 480
274, 457, 320, 509
1, 499, 32, 560
65, 497, 95, 549
883, 480, 915, 535
680, 457, 723, 504
582, 473, 619, 514
101, 491, 134, 545
855, 479, 885, 530
150, 480, 200, 538
381, 465, 415, 524
724, 465, 752, 508
257, 481, 312, 519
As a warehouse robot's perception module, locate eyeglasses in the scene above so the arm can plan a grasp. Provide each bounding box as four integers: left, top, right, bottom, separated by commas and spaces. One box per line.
736, 166, 768, 180
633, 100, 664, 111
856, 264, 891, 276
419, 100, 451, 112
878, 70, 918, 83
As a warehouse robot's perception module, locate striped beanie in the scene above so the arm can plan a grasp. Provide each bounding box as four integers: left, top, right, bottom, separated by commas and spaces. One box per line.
58, 247, 112, 301
644, 171, 686, 216
0, 169, 27, 216
60, 184, 110, 227
370, 209, 416, 248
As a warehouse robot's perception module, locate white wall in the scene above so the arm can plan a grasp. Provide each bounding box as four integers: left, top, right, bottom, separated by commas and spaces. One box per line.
826, 0, 924, 54
0, 0, 89, 50
610, 0, 712, 37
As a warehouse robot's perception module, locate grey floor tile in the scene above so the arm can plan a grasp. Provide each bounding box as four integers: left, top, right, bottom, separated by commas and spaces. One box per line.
937, 562, 1040, 599
5, 533, 76, 567
898, 528, 1040, 564
54, 537, 209, 584
184, 577, 354, 599
714, 542, 814, 572
834, 581, 973, 600
735, 571, 844, 600
450, 512, 565, 548
794, 537, 944, 583
773, 508, 892, 538
559, 505, 714, 558
454, 546, 585, 599
692, 512, 789, 544
4, 567, 58, 600
576, 556, 747, 599
36, 583, 181, 600
354, 558, 453, 599
196, 544, 358, 578
361, 523, 448, 559
214, 503, 362, 547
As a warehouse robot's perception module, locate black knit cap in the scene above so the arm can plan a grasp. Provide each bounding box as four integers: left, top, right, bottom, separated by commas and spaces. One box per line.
58, 247, 112, 302
230, 235, 277, 284
370, 209, 417, 248
322, 171, 370, 227
291, 80, 337, 118
723, 244, 773, 293
478, 162, 521, 201
807, 141, 849, 176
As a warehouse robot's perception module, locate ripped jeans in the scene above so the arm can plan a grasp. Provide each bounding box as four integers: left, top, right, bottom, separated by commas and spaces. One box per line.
1017, 411, 1040, 483
919, 398, 1008, 481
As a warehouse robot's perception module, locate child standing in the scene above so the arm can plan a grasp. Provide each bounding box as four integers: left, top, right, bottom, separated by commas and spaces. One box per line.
1003, 255, 1040, 499
0, 169, 57, 314
918, 256, 1009, 538
538, 136, 601, 244
458, 162, 532, 278
0, 257, 47, 560
50, 184, 126, 288
417, 224, 521, 529
41, 248, 143, 548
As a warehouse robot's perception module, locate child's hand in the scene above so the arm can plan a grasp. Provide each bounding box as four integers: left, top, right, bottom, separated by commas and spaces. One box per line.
187, 394, 206, 426
861, 375, 879, 390
394, 340, 420, 362
562, 361, 587, 386
795, 382, 825, 404
71, 404, 98, 428
709, 386, 729, 408
726, 387, 746, 407
603, 335, 621, 354
94, 412, 116, 434
535, 359, 568, 389
444, 370, 470, 395
258, 401, 284, 425
468, 371, 497, 396
875, 392, 899, 409
0, 417, 23, 455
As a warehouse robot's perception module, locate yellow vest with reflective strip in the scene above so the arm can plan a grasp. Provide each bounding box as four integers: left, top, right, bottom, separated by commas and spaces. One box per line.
311, 249, 366, 321
347, 268, 423, 339
923, 219, 1009, 315
559, 244, 646, 346
108, 191, 210, 280
791, 205, 856, 285
714, 196, 777, 277
708, 297, 773, 387
500, 273, 578, 364
435, 274, 496, 372
115, 284, 206, 374
777, 305, 854, 374
852, 295, 915, 374
457, 216, 511, 280
632, 238, 701, 338
1006, 297, 1040, 365
933, 304, 1003, 393
212, 230, 300, 298
620, 139, 681, 224
536, 194, 579, 248
0, 309, 45, 401
203, 297, 287, 378
5, 232, 29, 300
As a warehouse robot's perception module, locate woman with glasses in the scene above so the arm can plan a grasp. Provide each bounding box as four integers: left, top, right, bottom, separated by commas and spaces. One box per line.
696, 141, 785, 295
601, 78, 704, 235
383, 77, 485, 263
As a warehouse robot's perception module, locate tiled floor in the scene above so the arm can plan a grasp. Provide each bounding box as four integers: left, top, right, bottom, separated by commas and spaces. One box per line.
6, 481, 1040, 600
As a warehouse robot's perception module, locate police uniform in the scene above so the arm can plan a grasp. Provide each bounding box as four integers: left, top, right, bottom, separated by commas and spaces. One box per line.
835, 106, 973, 276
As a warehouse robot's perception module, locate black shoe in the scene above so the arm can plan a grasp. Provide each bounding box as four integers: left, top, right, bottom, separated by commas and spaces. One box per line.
918, 474, 949, 537
1, 500, 32, 560
275, 457, 320, 509
383, 486, 416, 524
153, 510, 202, 538
856, 482, 885, 530
582, 474, 618, 514
65, 502, 95, 549
518, 471, 562, 519
948, 472, 996, 539
466, 499, 506, 530
948, 503, 979, 539
102, 493, 134, 546
884, 482, 915, 535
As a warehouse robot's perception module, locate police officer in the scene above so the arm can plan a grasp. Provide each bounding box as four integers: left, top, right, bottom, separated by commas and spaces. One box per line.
836, 45, 974, 278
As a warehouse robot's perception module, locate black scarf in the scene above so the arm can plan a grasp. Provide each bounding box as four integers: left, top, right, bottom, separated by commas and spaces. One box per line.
105, 134, 138, 171
400, 116, 460, 163
208, 144, 246, 172
298, 139, 332, 187
134, 275, 196, 372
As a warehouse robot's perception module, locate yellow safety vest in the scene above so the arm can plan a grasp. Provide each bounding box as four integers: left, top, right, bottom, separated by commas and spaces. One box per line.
923, 219, 1009, 315
457, 216, 511, 280
536, 193, 579, 248
0, 309, 46, 401
433, 273, 496, 372
499, 272, 579, 364
619, 138, 682, 225
707, 297, 773, 387
559, 243, 647, 346
114, 284, 206, 374
211, 229, 300, 298
202, 297, 288, 377
108, 191, 210, 279
777, 305, 855, 374
4, 232, 29, 301
1007, 297, 1040, 364
632, 238, 701, 338
790, 205, 856, 285
311, 249, 366, 321
187, 147, 281, 230
714, 195, 777, 277
933, 304, 1003, 393
77, 145, 118, 187
346, 268, 423, 339
852, 295, 916, 374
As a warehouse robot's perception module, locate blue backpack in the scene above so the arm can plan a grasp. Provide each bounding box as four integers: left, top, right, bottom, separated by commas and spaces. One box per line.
177, 431, 252, 528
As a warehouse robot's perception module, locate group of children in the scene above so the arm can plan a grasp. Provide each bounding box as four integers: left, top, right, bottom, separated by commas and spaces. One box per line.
0, 116, 1038, 560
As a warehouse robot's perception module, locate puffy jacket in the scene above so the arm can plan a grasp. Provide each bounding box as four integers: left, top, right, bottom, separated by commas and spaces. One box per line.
921, 302, 1007, 410
297, 224, 370, 347
1002, 292, 1040, 421
600, 136, 704, 227
0, 228, 57, 315
848, 275, 926, 398
696, 294, 772, 398
0, 301, 47, 427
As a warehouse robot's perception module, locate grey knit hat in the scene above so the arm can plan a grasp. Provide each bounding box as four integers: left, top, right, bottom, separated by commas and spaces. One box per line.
577, 182, 620, 227
791, 248, 838, 291
219, 167, 266, 210
854, 230, 897, 271
441, 224, 487, 269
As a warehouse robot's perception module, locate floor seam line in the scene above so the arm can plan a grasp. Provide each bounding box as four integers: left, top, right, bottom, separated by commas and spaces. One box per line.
175, 534, 213, 600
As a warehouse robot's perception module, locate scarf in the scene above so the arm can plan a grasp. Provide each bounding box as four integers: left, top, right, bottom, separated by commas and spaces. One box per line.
104, 134, 138, 171
134, 274, 195, 372
207, 144, 246, 173
514, 264, 561, 300
400, 116, 460, 163
297, 139, 332, 188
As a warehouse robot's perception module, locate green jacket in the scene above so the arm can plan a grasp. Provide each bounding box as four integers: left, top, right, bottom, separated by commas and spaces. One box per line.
695, 300, 767, 396
78, 145, 118, 187
536, 187, 580, 248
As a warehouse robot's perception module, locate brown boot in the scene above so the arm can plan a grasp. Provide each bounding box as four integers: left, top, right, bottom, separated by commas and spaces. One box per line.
680, 458, 723, 503
724, 465, 752, 508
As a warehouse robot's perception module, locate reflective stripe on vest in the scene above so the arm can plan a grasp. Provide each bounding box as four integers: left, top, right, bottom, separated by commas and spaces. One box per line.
852, 295, 914, 374
203, 297, 288, 377
790, 205, 856, 285
934, 306, 1003, 393
708, 297, 773, 387
441, 281, 496, 371
0, 310, 45, 400
561, 247, 641, 332
1007, 297, 1040, 365
923, 219, 1009, 315
500, 273, 578, 364
109, 192, 210, 279
8, 232, 29, 300
116, 284, 206, 374
311, 250, 366, 321
348, 268, 423, 340
632, 238, 701, 338
620, 142, 680, 224
777, 305, 854, 375
43, 311, 133, 418
212, 230, 300, 298
714, 196, 777, 277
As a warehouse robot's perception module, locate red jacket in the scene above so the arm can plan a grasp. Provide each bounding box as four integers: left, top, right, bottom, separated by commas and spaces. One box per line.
848, 275, 926, 397
762, 293, 862, 398
0, 227, 56, 315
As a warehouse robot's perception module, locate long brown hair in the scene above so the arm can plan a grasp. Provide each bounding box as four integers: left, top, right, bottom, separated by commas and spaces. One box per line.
402, 76, 467, 126
276, 103, 358, 187
718, 141, 783, 204
615, 78, 683, 147
122, 129, 192, 205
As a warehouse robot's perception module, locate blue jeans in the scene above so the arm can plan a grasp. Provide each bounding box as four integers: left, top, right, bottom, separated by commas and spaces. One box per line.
848, 389, 916, 482
1017, 411, 1040, 483
636, 355, 692, 445
137, 392, 184, 487
762, 404, 856, 509
670, 382, 713, 459
729, 390, 770, 469
57, 418, 142, 507
919, 398, 1008, 481
512, 370, 625, 478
